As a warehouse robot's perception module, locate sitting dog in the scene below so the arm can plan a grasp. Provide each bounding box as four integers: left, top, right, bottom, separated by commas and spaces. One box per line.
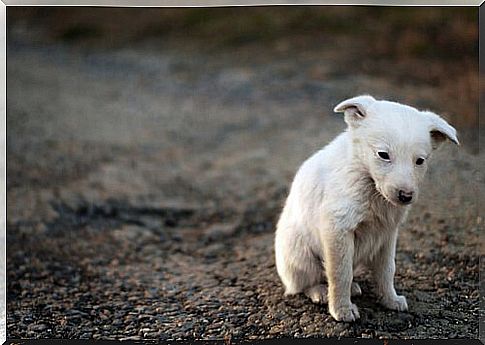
274, 95, 458, 322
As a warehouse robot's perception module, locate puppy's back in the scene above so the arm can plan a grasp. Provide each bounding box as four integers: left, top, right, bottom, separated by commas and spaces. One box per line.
282, 132, 351, 226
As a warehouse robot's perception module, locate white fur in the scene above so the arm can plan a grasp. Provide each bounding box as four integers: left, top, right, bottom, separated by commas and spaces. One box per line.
274, 95, 458, 322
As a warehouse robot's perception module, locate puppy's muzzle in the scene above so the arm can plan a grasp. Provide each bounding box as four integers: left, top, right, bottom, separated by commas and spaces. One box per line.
397, 190, 413, 204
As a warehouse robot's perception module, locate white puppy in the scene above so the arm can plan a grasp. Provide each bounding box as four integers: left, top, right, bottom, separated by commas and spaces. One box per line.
274, 95, 458, 322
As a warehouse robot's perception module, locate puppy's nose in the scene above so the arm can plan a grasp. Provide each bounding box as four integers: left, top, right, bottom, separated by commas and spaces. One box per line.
398, 190, 413, 204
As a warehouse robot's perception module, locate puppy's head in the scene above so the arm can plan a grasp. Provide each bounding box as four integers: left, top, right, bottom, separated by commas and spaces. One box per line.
334, 95, 459, 206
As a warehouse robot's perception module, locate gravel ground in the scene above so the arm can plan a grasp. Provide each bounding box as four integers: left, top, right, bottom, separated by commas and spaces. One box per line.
6, 25, 483, 340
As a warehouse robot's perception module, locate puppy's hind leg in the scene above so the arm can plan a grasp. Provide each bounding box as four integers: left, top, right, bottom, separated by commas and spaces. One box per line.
351, 282, 362, 297
279, 253, 323, 297
305, 284, 328, 304
304, 275, 361, 304
275, 224, 322, 297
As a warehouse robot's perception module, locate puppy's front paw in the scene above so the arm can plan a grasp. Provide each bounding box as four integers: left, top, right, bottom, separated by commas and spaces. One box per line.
329, 302, 360, 322
381, 295, 408, 311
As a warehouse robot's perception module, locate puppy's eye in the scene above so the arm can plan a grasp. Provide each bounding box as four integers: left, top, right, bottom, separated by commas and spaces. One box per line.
416, 158, 425, 165
377, 151, 390, 160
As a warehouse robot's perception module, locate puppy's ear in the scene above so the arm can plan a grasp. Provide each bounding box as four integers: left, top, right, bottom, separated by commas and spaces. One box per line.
422, 111, 459, 149
333, 95, 376, 127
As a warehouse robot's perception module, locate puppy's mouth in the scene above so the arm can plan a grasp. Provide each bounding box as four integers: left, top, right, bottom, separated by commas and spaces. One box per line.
379, 191, 399, 206
371, 179, 400, 207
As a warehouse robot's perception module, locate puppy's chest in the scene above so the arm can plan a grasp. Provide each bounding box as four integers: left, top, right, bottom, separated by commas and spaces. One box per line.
352, 203, 403, 262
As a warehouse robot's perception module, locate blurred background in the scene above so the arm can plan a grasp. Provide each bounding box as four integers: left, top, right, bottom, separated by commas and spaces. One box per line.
8, 7, 479, 139
6, 7, 481, 340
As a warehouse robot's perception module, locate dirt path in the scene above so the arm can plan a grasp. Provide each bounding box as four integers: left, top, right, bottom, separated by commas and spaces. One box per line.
6, 35, 482, 339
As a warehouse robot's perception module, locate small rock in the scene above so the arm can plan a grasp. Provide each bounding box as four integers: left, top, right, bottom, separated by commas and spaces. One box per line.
28, 324, 48, 332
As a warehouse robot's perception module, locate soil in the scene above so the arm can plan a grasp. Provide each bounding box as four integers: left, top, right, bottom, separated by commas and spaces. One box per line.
6, 11, 483, 340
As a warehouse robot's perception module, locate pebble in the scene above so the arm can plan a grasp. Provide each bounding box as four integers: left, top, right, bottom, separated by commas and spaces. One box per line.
28, 324, 48, 332
119, 336, 142, 341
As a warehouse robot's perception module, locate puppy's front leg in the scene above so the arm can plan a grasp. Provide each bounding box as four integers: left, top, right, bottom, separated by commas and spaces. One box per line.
371, 230, 408, 311
322, 230, 359, 322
